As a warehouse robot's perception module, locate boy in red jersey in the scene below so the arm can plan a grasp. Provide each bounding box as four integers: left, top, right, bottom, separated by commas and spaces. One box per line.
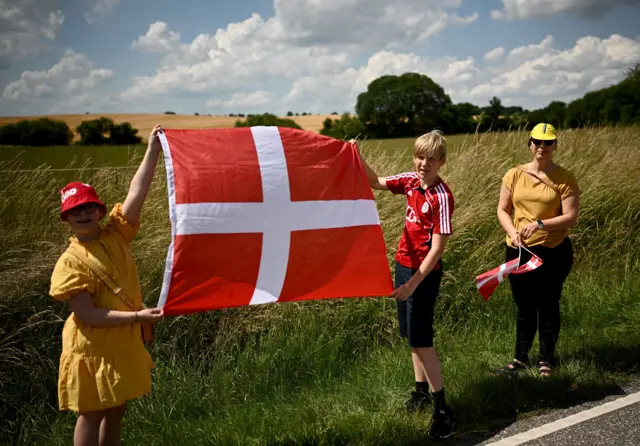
352, 131, 455, 440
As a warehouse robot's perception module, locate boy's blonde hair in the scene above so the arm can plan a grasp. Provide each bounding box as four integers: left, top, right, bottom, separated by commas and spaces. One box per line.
414, 130, 446, 159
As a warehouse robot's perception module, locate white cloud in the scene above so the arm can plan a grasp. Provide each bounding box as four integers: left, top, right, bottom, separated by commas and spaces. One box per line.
85, 0, 121, 24
506, 34, 554, 66
274, 0, 475, 47
461, 34, 640, 107
282, 52, 479, 113
126, 15, 354, 101
4, 1, 637, 117
130, 21, 181, 53
206, 91, 274, 109
484, 47, 505, 61
280, 33, 639, 113
491, 0, 640, 20
124, 0, 479, 107
0, 0, 64, 66
1, 50, 114, 111
416, 12, 478, 42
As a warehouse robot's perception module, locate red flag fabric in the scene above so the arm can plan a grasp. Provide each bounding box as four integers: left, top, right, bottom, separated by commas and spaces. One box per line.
156, 126, 393, 316
476, 247, 543, 300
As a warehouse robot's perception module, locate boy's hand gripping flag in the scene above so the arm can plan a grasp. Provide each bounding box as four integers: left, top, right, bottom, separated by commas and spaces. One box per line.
476, 246, 543, 300
156, 126, 393, 316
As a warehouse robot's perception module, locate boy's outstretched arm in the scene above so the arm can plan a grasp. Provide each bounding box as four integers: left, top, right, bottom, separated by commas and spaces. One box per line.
122, 124, 163, 225
393, 234, 449, 300
349, 139, 389, 191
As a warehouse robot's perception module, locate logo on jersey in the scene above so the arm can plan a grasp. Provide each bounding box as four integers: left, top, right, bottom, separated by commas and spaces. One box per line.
421, 202, 430, 213
406, 205, 418, 223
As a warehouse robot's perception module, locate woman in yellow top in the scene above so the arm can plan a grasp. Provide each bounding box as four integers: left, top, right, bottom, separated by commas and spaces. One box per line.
49, 125, 165, 445
496, 123, 580, 377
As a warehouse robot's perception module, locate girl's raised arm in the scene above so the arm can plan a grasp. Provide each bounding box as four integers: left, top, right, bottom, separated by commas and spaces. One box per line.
122, 124, 163, 225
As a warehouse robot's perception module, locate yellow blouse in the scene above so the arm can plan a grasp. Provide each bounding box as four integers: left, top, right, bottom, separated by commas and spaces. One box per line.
503, 164, 579, 248
49, 204, 154, 413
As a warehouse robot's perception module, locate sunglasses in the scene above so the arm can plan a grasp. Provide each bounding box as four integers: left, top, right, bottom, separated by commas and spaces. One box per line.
531, 138, 555, 147
67, 203, 100, 216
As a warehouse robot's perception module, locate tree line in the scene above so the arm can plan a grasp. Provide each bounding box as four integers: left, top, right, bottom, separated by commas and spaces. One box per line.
0, 114, 304, 147
321, 63, 640, 140
0, 117, 142, 146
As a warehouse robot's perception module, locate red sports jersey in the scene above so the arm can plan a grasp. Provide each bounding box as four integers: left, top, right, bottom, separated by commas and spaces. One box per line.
386, 172, 454, 269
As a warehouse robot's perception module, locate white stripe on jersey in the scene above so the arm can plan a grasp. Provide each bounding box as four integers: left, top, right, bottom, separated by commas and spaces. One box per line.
435, 183, 451, 233
386, 172, 418, 181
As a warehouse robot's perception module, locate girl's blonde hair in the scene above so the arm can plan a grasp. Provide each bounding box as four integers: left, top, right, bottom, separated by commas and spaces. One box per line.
414, 130, 447, 159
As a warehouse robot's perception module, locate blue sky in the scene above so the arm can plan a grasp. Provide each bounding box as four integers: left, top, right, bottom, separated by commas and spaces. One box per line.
1, 0, 639, 116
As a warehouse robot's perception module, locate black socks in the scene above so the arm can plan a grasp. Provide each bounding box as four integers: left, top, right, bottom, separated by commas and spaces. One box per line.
432, 388, 447, 411
416, 381, 430, 395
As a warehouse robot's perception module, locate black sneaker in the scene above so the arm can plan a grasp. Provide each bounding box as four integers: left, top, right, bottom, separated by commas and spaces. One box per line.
429, 406, 455, 440
404, 391, 432, 413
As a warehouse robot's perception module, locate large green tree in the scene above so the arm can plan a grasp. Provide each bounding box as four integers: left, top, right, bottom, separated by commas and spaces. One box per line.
355, 73, 453, 138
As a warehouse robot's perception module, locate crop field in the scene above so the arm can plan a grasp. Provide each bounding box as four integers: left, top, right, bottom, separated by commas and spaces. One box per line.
1, 126, 640, 444
0, 113, 335, 143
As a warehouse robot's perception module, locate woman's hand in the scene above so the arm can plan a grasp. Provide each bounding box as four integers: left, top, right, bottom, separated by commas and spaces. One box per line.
519, 222, 539, 242
510, 230, 523, 247
136, 308, 164, 324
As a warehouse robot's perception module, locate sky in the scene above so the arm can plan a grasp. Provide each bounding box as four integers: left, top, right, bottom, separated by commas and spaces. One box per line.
1, 0, 640, 117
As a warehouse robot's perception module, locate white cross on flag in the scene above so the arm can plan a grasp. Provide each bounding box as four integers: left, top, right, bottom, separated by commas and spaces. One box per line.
475, 246, 543, 300
156, 126, 393, 315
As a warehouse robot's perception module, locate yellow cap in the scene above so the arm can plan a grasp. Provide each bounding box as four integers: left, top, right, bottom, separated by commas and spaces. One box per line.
530, 123, 557, 140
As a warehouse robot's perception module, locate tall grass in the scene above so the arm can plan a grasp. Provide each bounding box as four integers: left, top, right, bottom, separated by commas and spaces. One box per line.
1, 127, 640, 445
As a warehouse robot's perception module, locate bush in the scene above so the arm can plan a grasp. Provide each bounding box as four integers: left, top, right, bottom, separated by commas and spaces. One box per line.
319, 113, 368, 140
76, 117, 143, 145
76, 117, 113, 145
234, 113, 303, 130
0, 118, 73, 146
286, 111, 294, 117
109, 122, 143, 144
164, 111, 176, 115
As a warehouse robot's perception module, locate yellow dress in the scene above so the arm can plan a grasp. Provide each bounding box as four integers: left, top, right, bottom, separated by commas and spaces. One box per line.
49, 204, 154, 413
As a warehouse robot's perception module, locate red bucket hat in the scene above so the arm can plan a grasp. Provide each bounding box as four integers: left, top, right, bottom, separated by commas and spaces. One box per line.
59, 182, 106, 220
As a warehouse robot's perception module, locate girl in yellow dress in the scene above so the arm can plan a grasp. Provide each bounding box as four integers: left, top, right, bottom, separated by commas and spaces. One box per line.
50, 125, 165, 445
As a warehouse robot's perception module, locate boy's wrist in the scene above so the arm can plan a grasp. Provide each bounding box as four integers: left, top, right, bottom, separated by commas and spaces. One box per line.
406, 275, 422, 290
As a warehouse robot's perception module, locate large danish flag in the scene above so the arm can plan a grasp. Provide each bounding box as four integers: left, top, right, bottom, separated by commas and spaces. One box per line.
157, 126, 393, 316
476, 247, 543, 300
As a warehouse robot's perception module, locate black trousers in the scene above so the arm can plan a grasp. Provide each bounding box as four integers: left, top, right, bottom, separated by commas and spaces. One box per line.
506, 237, 573, 365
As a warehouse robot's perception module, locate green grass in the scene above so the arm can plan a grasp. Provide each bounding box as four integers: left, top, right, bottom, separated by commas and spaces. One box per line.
0, 144, 147, 169
1, 127, 640, 445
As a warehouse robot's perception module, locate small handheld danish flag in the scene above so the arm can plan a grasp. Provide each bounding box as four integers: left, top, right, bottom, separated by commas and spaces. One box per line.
475, 246, 543, 300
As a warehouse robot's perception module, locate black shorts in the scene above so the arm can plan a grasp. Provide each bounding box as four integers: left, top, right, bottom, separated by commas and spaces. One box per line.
395, 262, 443, 348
